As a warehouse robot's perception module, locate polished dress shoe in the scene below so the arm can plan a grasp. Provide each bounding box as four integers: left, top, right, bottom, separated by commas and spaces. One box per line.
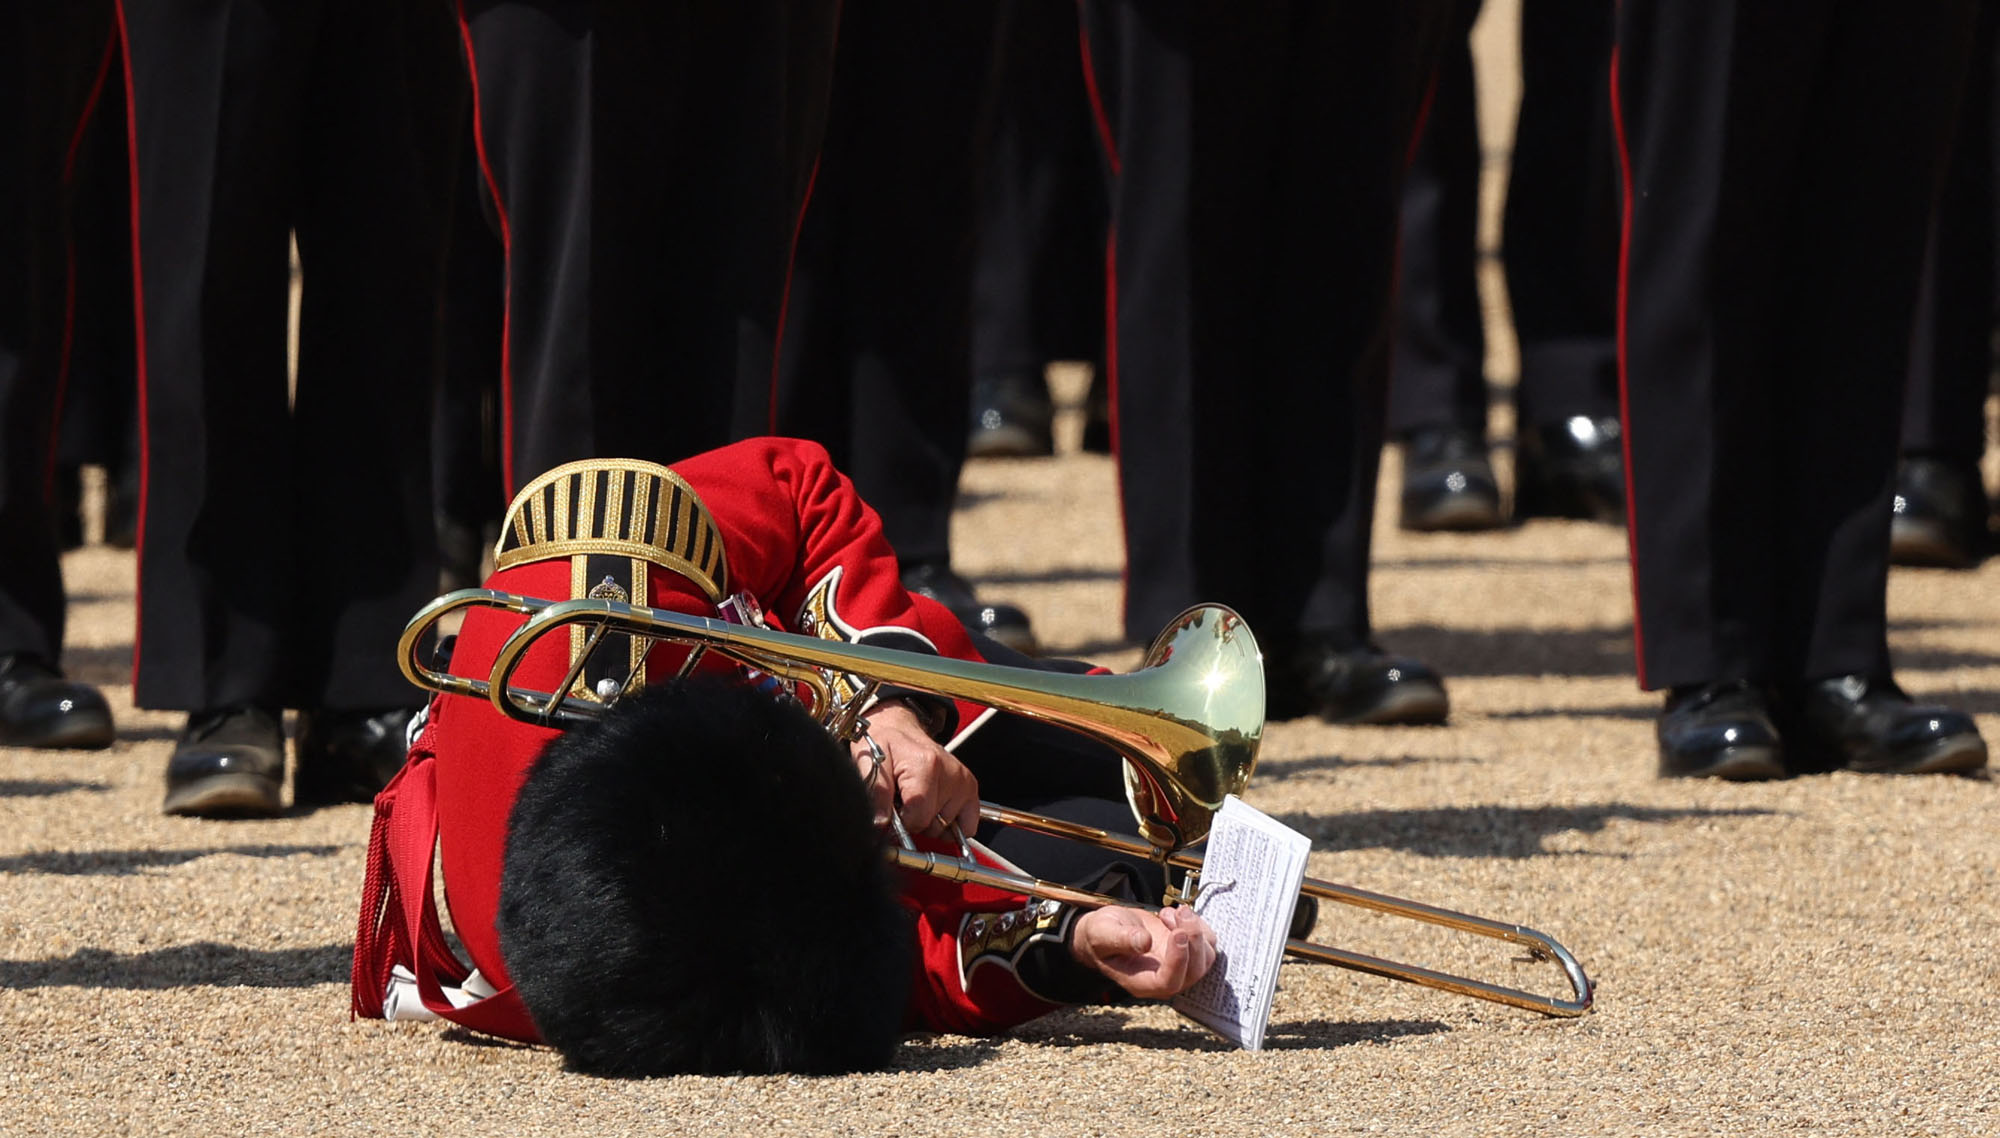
1784, 675, 1987, 775
967, 373, 1055, 458
1890, 456, 1988, 570
1515, 415, 1626, 524
1656, 680, 1785, 780
1398, 426, 1504, 532
901, 562, 1039, 656
0, 654, 115, 749
295, 707, 417, 807
1268, 641, 1449, 725
162, 706, 286, 818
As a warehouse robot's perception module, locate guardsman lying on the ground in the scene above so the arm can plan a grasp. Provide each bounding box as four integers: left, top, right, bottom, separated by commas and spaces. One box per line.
350, 440, 1217, 1073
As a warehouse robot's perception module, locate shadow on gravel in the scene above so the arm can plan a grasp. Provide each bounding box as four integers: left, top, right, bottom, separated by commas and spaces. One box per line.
1262, 1017, 1452, 1051
108, 723, 184, 742
56, 642, 133, 686
440, 1028, 535, 1052
1373, 556, 1628, 571
1256, 753, 1481, 777
0, 778, 109, 798
1893, 647, 2000, 672
894, 1037, 1007, 1072
967, 565, 1121, 588
0, 844, 343, 875
1928, 688, 2000, 716
1485, 703, 1655, 721
1010, 1008, 1449, 1052
1377, 624, 1636, 679
1390, 621, 2000, 679
1275, 803, 1777, 860
1014, 1011, 1231, 1053
0, 942, 351, 989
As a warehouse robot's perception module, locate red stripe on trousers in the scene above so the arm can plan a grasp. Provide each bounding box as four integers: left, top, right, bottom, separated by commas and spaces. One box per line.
1608, 43, 1648, 689
48, 29, 119, 497
1074, 12, 1121, 176
453, 1, 517, 493
1075, 12, 1127, 602
767, 156, 822, 435
767, 0, 841, 435
113, 0, 152, 688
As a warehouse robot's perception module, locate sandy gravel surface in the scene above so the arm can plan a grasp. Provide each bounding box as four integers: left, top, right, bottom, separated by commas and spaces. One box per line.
6, 418, 1997, 1136
8, 7, 1996, 1135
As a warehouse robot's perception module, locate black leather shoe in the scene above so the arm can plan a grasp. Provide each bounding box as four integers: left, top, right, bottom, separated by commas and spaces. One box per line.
0, 654, 115, 749
1516, 415, 1626, 524
1890, 456, 1988, 570
1784, 675, 1987, 775
901, 563, 1039, 656
295, 707, 416, 807
162, 706, 286, 818
1268, 641, 1449, 725
1399, 426, 1505, 532
968, 373, 1055, 458
1656, 680, 1785, 780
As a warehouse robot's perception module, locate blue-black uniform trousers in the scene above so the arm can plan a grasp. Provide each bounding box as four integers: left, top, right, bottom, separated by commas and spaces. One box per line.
117, 0, 455, 711
768, 0, 998, 572
0, 4, 118, 667
1615, 0, 1975, 690
1902, 3, 1997, 468
452, 0, 837, 497
1078, 0, 1448, 651
1388, 0, 1622, 441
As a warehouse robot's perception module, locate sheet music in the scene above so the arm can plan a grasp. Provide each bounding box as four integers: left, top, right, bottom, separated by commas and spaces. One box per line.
1170, 795, 1311, 1051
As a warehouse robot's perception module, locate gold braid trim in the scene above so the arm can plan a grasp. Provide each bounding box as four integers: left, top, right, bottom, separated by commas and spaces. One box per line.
493, 458, 729, 602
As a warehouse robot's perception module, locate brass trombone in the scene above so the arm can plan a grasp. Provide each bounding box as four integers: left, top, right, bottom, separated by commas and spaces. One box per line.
400, 588, 1593, 1018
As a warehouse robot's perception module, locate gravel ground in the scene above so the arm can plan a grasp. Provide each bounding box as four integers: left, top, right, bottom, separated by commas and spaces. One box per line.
6, 422, 1996, 1137
7, 7, 1996, 1134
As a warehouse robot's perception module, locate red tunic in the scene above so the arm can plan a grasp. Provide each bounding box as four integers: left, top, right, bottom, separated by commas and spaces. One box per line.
352, 438, 1072, 1044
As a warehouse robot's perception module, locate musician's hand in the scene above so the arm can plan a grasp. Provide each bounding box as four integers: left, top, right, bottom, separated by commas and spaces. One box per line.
851, 701, 980, 838
1069, 905, 1218, 1000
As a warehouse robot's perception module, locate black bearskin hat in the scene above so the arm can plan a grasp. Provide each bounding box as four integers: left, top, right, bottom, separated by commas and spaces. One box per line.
497, 676, 912, 1076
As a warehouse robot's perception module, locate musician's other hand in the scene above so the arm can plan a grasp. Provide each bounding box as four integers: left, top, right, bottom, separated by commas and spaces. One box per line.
1070, 905, 1218, 1000
851, 701, 980, 838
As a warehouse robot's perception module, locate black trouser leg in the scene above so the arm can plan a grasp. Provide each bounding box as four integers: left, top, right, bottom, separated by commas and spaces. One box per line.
1083, 0, 1444, 648
123, 0, 306, 710
55, 54, 137, 482
290, 1, 454, 710
0, 4, 115, 664
124, 0, 451, 710
970, 0, 1108, 385
1386, 0, 1487, 441
770, 0, 998, 569
459, 0, 835, 492
1616, 0, 1972, 689
1902, 2, 1996, 465
434, 115, 507, 540
1504, 0, 1619, 430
